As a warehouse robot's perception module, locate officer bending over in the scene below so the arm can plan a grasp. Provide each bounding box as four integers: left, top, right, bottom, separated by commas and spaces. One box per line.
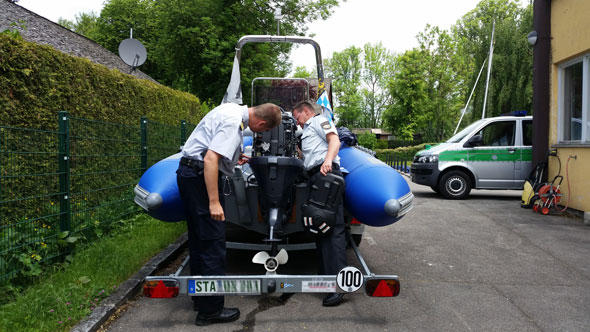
177, 102, 282, 326
291, 100, 347, 307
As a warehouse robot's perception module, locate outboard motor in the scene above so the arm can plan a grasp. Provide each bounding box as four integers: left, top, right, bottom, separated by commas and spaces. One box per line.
252, 112, 299, 158
249, 156, 303, 243
249, 111, 303, 254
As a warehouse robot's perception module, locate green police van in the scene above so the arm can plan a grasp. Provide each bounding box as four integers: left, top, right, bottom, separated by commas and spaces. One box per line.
410, 115, 533, 199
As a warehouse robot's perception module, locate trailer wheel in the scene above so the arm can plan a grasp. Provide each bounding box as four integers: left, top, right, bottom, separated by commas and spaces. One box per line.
347, 234, 362, 248
439, 170, 471, 199
352, 234, 362, 246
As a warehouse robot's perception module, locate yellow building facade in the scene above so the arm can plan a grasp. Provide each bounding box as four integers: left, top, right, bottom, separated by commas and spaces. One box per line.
548, 0, 590, 218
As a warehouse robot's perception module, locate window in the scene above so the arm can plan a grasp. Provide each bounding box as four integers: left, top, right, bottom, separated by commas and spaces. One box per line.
475, 121, 515, 146
558, 55, 590, 143
446, 119, 486, 143
523, 120, 533, 146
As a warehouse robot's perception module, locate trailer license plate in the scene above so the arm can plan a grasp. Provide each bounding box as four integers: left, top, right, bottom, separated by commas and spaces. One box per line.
188, 279, 261, 295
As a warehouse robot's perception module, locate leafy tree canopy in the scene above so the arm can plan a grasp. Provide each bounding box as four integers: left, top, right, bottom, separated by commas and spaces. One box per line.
67, 0, 340, 104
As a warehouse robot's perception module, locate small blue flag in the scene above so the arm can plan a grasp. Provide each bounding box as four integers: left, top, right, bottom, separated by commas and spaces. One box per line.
316, 91, 334, 122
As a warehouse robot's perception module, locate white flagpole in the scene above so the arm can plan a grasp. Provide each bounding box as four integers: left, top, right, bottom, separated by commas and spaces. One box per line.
481, 20, 495, 119
454, 61, 487, 134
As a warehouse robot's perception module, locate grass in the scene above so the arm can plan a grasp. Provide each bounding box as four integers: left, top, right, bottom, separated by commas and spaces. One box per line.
0, 213, 186, 332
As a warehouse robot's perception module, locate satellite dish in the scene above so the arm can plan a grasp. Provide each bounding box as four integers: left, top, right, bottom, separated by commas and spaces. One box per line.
118, 38, 147, 68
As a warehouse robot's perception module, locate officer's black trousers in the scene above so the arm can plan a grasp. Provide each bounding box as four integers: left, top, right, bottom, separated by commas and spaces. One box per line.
315, 203, 347, 275
311, 168, 347, 275
177, 164, 225, 314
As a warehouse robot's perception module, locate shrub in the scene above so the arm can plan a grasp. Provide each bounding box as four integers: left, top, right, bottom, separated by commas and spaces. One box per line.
375, 143, 436, 162
0, 34, 204, 129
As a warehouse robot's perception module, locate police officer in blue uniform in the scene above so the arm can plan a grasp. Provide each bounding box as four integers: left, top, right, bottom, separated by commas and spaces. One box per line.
292, 100, 347, 307
177, 102, 282, 326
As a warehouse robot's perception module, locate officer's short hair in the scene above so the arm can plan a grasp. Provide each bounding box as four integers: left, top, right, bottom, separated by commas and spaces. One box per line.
253, 103, 282, 129
292, 100, 318, 114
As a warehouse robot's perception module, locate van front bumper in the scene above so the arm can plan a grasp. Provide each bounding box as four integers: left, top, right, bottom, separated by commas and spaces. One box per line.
410, 163, 439, 187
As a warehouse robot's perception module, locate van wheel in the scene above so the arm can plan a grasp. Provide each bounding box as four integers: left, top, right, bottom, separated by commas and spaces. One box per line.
439, 170, 471, 199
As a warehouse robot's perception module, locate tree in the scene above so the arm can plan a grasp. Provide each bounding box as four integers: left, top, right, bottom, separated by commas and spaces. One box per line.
453, 0, 533, 122
292, 66, 314, 78
413, 25, 466, 141
85, 0, 341, 103
325, 46, 362, 127
383, 49, 427, 140
360, 42, 393, 128
325, 43, 393, 128
357, 131, 377, 149
59, 12, 100, 40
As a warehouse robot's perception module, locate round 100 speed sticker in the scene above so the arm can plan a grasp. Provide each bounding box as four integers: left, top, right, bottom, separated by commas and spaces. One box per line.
336, 266, 363, 292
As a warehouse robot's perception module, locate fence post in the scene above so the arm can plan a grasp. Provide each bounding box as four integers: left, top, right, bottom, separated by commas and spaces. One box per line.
58, 111, 71, 232
180, 120, 187, 149
140, 117, 148, 172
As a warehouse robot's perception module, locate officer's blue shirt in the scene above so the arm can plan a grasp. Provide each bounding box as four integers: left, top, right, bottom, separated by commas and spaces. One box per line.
182, 103, 248, 176
301, 114, 340, 170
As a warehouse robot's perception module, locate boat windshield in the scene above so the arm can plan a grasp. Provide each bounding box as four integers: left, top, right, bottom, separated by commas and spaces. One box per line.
446, 120, 486, 143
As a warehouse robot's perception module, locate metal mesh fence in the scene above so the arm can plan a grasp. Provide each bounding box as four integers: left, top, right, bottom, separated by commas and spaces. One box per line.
0, 113, 195, 281
0, 125, 62, 280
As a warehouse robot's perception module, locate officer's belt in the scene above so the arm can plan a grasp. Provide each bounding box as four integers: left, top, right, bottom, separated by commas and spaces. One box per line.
180, 157, 204, 170
307, 162, 340, 176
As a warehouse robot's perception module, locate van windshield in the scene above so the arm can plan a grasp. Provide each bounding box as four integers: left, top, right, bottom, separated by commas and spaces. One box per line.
446, 119, 486, 143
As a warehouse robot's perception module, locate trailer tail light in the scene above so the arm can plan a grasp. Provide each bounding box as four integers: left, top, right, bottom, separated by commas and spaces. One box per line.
144, 279, 179, 298
365, 279, 400, 297
350, 218, 361, 225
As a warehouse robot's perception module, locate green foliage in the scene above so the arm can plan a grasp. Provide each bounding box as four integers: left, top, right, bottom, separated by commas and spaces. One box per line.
292, 66, 314, 79
375, 143, 435, 162
326, 44, 393, 128
453, 0, 533, 121
1, 20, 26, 39
383, 49, 426, 140
59, 12, 100, 39
357, 131, 378, 150
0, 35, 202, 282
326, 46, 363, 127
360, 43, 394, 128
374, 139, 388, 149
86, 0, 340, 104
413, 25, 465, 141
0, 34, 204, 128
0, 214, 186, 331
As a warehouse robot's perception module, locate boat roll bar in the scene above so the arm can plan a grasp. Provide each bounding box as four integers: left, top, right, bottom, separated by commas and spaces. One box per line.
233, 35, 326, 95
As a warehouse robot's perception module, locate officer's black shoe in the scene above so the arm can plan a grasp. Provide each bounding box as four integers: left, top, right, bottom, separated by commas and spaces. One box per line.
195, 307, 240, 326
322, 293, 344, 307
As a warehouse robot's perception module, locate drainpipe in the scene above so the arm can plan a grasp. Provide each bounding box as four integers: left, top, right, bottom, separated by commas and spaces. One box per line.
532, 0, 551, 171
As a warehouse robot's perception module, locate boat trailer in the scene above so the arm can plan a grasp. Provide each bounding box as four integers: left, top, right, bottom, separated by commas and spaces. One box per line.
143, 233, 400, 299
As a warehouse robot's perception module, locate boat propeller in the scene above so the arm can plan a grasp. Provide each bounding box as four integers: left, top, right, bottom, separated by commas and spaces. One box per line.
252, 249, 288, 273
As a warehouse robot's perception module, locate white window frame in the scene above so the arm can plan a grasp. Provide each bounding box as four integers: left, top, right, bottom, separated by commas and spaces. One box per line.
557, 54, 590, 144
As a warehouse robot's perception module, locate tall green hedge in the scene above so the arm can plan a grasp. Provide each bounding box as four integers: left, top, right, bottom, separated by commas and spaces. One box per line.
375, 143, 436, 162
0, 34, 204, 128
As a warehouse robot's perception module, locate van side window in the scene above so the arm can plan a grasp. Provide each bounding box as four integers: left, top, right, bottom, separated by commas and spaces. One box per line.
523, 120, 533, 146
476, 121, 516, 146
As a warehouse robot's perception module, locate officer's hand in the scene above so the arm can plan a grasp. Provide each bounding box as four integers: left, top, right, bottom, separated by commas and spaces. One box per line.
320, 160, 332, 176
238, 153, 250, 165
209, 202, 225, 221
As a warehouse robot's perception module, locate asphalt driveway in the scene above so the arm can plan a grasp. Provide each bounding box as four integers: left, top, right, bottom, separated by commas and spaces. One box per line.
105, 181, 590, 331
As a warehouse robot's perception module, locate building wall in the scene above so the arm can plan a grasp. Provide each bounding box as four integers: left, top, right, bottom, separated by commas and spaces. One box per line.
549, 0, 590, 213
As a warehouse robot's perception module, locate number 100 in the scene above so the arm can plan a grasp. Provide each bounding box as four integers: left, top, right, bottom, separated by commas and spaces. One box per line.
338, 270, 362, 288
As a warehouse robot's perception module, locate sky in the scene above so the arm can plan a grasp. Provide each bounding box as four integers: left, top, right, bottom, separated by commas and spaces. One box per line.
17, 0, 486, 68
